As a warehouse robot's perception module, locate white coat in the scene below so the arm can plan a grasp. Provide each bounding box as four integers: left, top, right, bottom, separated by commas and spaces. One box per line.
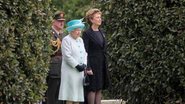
58, 34, 87, 102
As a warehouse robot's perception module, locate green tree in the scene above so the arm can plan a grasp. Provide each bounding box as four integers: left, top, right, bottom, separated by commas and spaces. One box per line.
51, 0, 97, 21
101, 0, 185, 103
0, 0, 52, 103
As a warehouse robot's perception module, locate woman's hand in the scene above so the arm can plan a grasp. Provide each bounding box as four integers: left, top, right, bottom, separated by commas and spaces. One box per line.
85, 69, 93, 75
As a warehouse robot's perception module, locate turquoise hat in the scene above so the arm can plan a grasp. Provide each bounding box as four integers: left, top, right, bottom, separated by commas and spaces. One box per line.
66, 19, 85, 32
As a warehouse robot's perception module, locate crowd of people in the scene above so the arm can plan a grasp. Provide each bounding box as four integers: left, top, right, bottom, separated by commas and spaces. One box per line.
44, 8, 110, 104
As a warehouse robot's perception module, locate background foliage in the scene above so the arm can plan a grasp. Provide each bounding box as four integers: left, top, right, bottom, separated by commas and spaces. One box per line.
101, 0, 185, 103
52, 0, 96, 21
0, 0, 52, 103
4, 0, 185, 103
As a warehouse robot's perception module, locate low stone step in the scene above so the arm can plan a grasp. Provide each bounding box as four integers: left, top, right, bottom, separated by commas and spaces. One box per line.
101, 99, 125, 104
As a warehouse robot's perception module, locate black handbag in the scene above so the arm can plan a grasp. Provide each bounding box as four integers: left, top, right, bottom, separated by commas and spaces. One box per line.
83, 73, 90, 86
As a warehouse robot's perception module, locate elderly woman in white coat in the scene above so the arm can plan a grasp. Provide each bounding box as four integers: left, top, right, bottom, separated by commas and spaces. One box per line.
58, 19, 88, 104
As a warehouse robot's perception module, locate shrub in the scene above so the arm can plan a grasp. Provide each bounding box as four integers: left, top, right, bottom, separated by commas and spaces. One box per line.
0, 1, 52, 103
101, 0, 185, 103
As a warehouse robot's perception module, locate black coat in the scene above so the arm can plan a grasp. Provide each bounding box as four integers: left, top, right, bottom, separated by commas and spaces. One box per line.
82, 28, 110, 90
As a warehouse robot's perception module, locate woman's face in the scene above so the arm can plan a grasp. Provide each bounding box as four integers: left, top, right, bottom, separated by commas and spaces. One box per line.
70, 28, 82, 39
90, 13, 102, 26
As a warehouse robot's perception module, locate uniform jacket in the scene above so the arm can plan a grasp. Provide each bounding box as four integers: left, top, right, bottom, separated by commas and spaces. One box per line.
48, 29, 63, 78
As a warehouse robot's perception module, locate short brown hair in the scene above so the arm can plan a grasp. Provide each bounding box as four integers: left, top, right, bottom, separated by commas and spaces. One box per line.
85, 8, 102, 26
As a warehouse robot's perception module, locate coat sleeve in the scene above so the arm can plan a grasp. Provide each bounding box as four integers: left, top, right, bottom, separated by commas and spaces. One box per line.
62, 37, 78, 68
81, 38, 87, 65
82, 32, 91, 69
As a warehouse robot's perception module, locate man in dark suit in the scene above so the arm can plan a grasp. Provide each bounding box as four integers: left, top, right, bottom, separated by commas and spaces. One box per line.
46, 11, 65, 104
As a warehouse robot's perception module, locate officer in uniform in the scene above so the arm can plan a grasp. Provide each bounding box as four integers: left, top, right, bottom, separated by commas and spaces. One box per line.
46, 11, 65, 104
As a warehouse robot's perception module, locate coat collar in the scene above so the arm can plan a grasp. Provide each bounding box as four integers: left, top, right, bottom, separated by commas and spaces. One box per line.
85, 27, 105, 48
52, 26, 60, 34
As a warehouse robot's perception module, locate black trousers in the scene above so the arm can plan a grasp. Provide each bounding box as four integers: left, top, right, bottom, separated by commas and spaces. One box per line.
46, 77, 61, 104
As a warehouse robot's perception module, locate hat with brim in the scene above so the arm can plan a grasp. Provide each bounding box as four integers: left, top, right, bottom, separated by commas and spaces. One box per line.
54, 12, 65, 21
66, 19, 85, 32
57, 18, 65, 21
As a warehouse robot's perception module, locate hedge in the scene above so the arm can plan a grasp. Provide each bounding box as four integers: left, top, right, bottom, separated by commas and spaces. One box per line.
101, 0, 185, 104
0, 1, 52, 103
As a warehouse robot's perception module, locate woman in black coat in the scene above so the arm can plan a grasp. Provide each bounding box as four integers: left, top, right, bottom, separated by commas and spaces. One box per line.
82, 8, 109, 104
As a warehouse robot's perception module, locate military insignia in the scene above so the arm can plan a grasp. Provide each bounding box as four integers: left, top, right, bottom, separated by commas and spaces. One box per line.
50, 31, 62, 54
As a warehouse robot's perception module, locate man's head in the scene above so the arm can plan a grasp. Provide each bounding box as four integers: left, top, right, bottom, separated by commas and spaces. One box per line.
52, 11, 65, 31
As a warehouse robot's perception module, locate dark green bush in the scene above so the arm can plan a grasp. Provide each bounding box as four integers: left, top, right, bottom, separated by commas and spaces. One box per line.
101, 0, 185, 103
0, 1, 52, 103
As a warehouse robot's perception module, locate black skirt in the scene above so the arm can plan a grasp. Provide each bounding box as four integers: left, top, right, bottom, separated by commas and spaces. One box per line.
87, 54, 105, 91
